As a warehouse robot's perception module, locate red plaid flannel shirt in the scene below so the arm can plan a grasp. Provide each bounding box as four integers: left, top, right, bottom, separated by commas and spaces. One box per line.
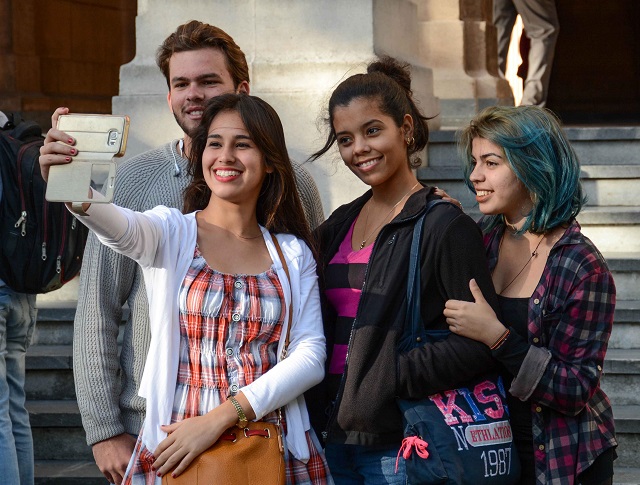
484, 220, 617, 485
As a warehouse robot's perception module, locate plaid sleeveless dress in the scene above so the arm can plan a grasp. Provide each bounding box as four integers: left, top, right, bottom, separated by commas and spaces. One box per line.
122, 247, 331, 484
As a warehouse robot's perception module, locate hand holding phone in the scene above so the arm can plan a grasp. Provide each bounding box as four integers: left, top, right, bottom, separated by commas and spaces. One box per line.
45, 114, 130, 203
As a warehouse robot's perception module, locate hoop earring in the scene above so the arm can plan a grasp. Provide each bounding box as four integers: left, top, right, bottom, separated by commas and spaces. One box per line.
406, 136, 415, 147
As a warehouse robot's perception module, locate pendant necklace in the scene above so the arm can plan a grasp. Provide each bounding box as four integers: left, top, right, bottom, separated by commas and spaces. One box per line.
359, 182, 420, 249
497, 232, 545, 294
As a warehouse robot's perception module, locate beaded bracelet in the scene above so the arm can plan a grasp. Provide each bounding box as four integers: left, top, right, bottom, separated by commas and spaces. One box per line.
490, 328, 511, 351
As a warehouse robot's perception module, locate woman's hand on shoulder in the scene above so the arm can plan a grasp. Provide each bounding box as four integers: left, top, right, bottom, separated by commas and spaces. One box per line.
433, 187, 463, 211
444, 279, 506, 347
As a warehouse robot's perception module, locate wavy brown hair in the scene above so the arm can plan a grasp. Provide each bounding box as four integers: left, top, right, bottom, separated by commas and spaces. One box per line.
183, 94, 314, 250
156, 20, 249, 89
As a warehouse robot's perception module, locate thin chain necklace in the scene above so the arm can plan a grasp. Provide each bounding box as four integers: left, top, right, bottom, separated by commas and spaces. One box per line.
233, 231, 263, 241
359, 182, 420, 249
496, 232, 545, 294
197, 212, 262, 241
218, 224, 263, 241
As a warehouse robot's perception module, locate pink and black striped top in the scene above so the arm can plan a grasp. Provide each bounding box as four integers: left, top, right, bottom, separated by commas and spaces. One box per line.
323, 220, 373, 399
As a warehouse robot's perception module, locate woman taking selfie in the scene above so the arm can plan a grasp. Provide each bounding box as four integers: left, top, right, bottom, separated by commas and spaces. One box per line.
306, 56, 503, 483
444, 105, 617, 485
39, 94, 332, 485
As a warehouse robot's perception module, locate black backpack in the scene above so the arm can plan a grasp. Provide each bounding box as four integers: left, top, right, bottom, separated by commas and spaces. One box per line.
0, 114, 89, 294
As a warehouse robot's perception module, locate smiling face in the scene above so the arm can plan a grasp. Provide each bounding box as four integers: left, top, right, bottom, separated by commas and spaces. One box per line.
332, 97, 413, 189
167, 48, 249, 140
202, 110, 271, 206
469, 137, 533, 224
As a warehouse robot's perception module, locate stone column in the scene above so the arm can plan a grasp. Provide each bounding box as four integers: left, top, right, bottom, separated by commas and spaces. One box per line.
113, 0, 439, 214
415, 0, 512, 128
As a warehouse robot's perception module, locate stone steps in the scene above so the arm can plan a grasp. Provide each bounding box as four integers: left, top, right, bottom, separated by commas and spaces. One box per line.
579, 211, 640, 253
28, 398, 102, 483
418, 166, 640, 253
31, 305, 126, 346
25, 344, 75, 401
417, 165, 640, 207
425, 126, 640, 168
613, 405, 640, 471
610, 300, 640, 350
27, 400, 93, 461
35, 460, 106, 485
26, 307, 121, 484
606, 256, 640, 303
614, 467, 640, 485
602, 349, 640, 406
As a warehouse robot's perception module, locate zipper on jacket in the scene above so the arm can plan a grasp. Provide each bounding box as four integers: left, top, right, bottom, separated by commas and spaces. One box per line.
14, 211, 27, 236
42, 201, 49, 260
14, 140, 41, 236
321, 208, 428, 442
322, 219, 407, 441
57, 215, 69, 277
322, 256, 372, 442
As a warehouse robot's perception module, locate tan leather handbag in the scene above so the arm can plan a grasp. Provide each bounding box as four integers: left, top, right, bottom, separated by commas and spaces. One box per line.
163, 420, 286, 485
164, 235, 293, 485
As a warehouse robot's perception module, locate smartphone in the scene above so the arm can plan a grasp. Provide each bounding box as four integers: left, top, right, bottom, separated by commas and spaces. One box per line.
45, 114, 130, 203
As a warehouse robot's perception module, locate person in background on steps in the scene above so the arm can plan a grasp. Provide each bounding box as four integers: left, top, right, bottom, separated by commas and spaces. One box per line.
493, 0, 559, 107
305, 56, 503, 483
38, 21, 324, 485
39, 93, 332, 484
0, 111, 37, 485
443, 105, 617, 485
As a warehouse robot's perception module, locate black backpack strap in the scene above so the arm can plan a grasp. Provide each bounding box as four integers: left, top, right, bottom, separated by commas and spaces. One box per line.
12, 120, 43, 140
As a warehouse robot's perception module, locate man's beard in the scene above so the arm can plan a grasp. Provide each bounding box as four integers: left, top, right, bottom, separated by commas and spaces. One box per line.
173, 111, 198, 139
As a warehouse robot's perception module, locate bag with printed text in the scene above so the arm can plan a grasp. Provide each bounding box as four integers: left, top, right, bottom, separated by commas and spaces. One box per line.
396, 203, 520, 484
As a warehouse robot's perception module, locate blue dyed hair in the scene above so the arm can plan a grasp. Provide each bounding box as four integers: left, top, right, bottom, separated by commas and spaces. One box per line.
458, 105, 585, 234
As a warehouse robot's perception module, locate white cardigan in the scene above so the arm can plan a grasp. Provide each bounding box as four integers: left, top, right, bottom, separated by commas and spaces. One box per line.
76, 202, 326, 461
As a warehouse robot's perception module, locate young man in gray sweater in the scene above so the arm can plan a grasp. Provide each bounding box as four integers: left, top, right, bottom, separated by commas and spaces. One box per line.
39, 21, 324, 485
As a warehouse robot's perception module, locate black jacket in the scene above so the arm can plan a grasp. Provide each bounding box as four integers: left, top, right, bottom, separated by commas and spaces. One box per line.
306, 186, 501, 446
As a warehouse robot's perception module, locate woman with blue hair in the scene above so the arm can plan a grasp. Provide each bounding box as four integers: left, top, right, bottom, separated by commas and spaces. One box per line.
443, 105, 617, 485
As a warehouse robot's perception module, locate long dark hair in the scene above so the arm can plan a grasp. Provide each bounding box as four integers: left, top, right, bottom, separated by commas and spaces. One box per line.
309, 55, 431, 167
183, 94, 313, 249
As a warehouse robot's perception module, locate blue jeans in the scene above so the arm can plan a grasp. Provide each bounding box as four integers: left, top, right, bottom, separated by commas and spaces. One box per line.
0, 281, 37, 485
325, 443, 407, 484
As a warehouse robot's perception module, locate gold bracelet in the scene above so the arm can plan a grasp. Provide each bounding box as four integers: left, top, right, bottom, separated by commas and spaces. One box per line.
229, 395, 248, 429
70, 202, 90, 216
490, 328, 511, 350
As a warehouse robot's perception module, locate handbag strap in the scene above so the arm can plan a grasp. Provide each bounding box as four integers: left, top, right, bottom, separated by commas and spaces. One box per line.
271, 233, 292, 359
404, 199, 452, 347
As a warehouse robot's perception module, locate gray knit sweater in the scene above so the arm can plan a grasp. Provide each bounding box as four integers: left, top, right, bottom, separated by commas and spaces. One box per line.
72, 141, 325, 446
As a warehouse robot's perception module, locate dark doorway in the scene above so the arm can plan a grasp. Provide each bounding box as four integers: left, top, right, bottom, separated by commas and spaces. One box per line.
0, 0, 137, 128
547, 1, 640, 124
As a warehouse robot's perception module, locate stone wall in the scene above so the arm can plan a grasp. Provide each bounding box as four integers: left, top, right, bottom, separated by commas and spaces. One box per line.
112, 0, 440, 216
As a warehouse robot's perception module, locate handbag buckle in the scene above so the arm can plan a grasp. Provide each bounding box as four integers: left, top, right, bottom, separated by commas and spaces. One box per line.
220, 431, 238, 443
243, 427, 272, 439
